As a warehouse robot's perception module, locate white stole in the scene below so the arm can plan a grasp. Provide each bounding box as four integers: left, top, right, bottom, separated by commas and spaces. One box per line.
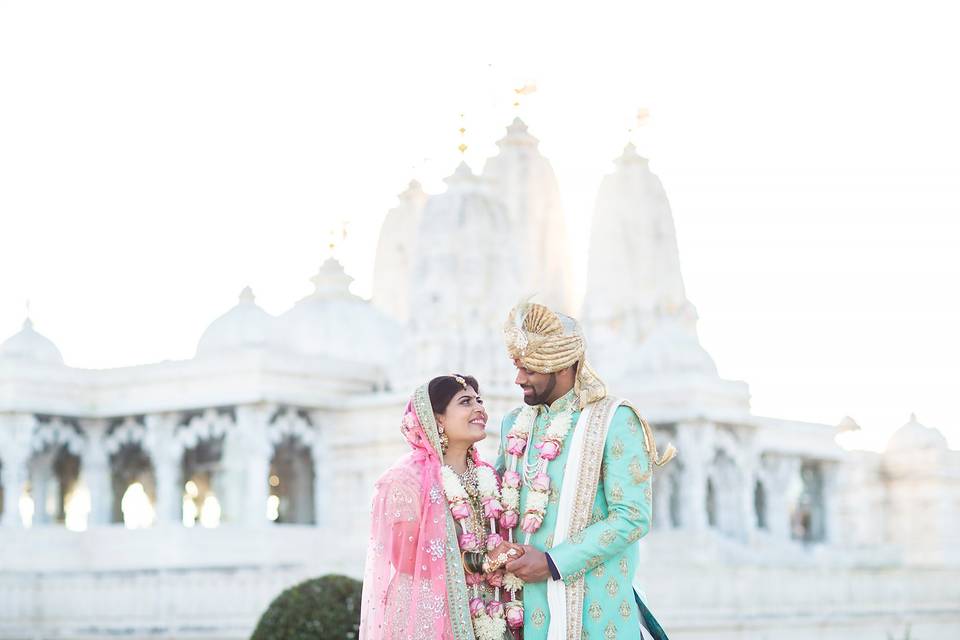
545, 401, 597, 640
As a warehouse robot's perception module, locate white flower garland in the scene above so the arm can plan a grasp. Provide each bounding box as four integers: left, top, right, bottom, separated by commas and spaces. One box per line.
441, 463, 508, 640
497, 403, 576, 632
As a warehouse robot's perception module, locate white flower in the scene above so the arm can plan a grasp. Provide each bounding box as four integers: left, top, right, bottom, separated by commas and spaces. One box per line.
525, 490, 549, 514
441, 466, 468, 501
476, 466, 499, 498
503, 572, 524, 593
473, 614, 494, 640
511, 407, 536, 437
489, 614, 507, 638
501, 487, 520, 509
544, 407, 574, 440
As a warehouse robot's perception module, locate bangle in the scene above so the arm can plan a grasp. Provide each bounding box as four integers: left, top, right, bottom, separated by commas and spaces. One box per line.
461, 551, 484, 575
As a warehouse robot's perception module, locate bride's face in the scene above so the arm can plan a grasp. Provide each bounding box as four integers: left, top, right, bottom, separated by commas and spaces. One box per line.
436, 387, 488, 447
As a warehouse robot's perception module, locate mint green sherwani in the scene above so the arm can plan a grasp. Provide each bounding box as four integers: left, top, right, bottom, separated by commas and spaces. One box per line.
495, 389, 653, 640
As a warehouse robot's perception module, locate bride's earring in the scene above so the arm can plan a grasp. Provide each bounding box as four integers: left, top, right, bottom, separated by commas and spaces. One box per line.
438, 425, 449, 454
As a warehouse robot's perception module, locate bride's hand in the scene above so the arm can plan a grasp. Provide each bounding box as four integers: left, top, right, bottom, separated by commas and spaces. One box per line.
484, 541, 524, 572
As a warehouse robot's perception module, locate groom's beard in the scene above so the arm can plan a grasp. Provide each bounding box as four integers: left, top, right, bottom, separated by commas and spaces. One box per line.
523, 373, 557, 406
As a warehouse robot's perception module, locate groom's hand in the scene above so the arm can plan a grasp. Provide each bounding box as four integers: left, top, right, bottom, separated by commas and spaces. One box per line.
504, 545, 551, 583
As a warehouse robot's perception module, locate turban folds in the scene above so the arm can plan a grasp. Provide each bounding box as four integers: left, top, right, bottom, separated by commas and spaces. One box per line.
504, 302, 606, 409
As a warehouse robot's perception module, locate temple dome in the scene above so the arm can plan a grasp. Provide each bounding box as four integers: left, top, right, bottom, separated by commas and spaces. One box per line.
0, 318, 64, 365
275, 258, 401, 367
886, 413, 948, 452
196, 287, 276, 357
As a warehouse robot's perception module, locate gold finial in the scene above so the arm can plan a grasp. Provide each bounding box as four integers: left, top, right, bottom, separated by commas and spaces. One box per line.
513, 82, 537, 109
457, 113, 468, 155
326, 221, 349, 257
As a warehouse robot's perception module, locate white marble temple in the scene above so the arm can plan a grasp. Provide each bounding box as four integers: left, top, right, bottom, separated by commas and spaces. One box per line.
1, 118, 957, 639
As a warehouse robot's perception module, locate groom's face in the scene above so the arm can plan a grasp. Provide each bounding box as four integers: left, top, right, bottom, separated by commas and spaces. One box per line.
514, 362, 557, 406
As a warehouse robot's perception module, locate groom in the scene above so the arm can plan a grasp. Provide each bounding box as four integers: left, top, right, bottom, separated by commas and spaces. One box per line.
495, 302, 675, 640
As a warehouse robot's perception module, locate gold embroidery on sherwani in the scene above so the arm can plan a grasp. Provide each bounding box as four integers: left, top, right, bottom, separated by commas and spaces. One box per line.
599, 529, 617, 546
589, 602, 602, 620
570, 530, 586, 544
605, 577, 619, 597
564, 396, 619, 640
610, 483, 624, 502
626, 503, 642, 521
627, 526, 645, 543
549, 486, 560, 504
582, 630, 590, 640
532, 608, 546, 628
610, 438, 624, 460
619, 599, 632, 619
604, 621, 617, 640
644, 486, 653, 501
592, 562, 605, 578
619, 557, 629, 577
590, 508, 604, 525
545, 533, 554, 549
628, 456, 652, 485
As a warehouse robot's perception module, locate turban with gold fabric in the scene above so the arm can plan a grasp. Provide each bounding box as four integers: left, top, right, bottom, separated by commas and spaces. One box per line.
504, 301, 678, 467
503, 302, 607, 409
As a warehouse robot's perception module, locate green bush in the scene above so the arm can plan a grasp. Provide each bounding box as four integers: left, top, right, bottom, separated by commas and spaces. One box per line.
251, 574, 362, 640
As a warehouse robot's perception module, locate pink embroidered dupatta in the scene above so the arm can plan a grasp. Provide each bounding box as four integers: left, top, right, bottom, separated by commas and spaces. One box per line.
359, 384, 476, 640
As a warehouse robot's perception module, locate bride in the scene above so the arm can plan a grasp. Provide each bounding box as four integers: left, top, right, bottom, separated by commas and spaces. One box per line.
359, 375, 523, 640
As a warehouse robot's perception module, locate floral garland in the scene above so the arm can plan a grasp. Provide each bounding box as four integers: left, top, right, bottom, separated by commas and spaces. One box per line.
497, 403, 576, 631
441, 463, 510, 640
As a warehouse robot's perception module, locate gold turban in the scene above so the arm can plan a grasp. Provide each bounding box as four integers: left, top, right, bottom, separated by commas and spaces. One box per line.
504, 301, 678, 467
503, 302, 607, 409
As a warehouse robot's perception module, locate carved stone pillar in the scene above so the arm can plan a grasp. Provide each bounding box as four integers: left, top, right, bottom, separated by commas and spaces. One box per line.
761, 454, 799, 540
0, 414, 34, 527
821, 462, 841, 545
235, 404, 272, 528
310, 410, 331, 527
145, 414, 182, 526
675, 421, 713, 532
80, 419, 112, 526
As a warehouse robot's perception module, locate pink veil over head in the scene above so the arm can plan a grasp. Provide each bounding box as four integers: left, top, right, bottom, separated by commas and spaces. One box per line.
358, 384, 476, 640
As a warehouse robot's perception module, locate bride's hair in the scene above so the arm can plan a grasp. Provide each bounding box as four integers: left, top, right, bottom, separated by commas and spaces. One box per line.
428, 374, 479, 415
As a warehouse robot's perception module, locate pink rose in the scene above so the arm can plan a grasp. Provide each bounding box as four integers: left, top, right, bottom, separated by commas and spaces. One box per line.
459, 532, 479, 551
469, 597, 486, 617
502, 470, 521, 489
450, 501, 472, 520
486, 600, 504, 617
500, 509, 519, 529
466, 571, 485, 587
506, 434, 528, 456
536, 439, 561, 461
521, 512, 543, 534
505, 603, 524, 629
482, 497, 504, 519
486, 569, 505, 588
531, 472, 550, 492
485, 532, 504, 550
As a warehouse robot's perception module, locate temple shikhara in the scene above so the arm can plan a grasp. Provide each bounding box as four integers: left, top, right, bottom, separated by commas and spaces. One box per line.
1, 119, 957, 639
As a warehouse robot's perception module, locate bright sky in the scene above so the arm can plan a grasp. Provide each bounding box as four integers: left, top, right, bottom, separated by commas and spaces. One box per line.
1, 1, 958, 450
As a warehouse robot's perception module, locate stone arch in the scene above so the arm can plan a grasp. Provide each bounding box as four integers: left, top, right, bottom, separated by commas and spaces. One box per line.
176, 409, 234, 527
105, 417, 156, 527
267, 408, 317, 525
27, 417, 85, 527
